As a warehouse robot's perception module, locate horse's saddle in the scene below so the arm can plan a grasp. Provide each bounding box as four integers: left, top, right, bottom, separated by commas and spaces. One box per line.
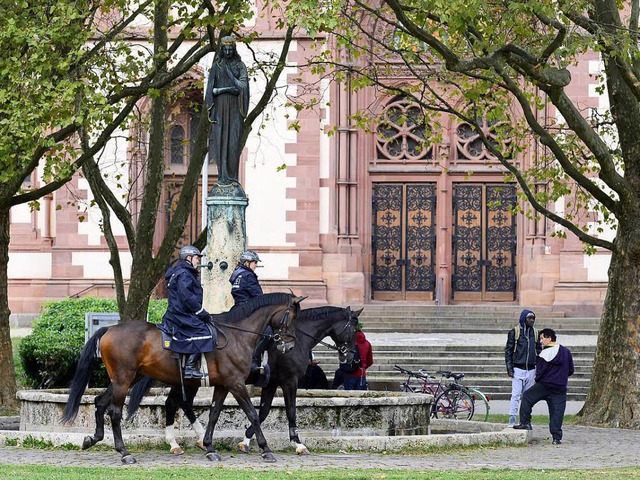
158, 322, 218, 353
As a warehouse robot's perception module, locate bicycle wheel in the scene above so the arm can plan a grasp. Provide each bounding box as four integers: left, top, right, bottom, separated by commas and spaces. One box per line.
433, 388, 474, 420
468, 388, 490, 422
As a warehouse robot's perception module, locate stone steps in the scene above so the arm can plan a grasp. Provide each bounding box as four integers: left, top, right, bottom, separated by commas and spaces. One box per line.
357, 305, 600, 335
312, 304, 598, 401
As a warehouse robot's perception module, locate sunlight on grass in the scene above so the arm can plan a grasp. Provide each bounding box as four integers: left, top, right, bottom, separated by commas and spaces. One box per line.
0, 465, 638, 480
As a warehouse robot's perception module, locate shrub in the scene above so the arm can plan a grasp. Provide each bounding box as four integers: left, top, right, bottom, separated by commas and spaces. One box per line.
19, 298, 167, 389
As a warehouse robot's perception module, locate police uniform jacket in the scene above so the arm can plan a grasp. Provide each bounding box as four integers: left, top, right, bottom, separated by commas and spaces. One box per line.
161, 259, 214, 354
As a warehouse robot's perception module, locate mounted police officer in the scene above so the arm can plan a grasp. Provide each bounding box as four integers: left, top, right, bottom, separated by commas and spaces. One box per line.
161, 245, 215, 379
229, 250, 268, 373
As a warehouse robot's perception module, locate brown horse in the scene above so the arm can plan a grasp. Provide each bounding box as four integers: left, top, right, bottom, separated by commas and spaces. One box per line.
62, 292, 306, 464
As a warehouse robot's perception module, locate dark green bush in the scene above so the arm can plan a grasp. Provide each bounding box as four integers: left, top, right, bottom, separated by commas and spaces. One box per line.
19, 298, 167, 389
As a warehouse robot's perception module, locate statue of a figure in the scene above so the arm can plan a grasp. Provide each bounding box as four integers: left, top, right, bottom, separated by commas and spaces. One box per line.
205, 36, 250, 186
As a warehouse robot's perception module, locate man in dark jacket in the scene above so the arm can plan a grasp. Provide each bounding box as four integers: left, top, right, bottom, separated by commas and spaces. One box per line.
229, 250, 266, 373
161, 246, 214, 379
505, 309, 541, 426
514, 328, 574, 445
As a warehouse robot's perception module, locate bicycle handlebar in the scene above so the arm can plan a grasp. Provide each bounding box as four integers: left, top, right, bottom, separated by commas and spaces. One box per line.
436, 370, 465, 381
394, 365, 466, 381
394, 365, 432, 379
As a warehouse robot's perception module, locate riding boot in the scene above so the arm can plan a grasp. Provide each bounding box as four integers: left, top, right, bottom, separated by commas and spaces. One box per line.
250, 336, 274, 374
184, 354, 204, 379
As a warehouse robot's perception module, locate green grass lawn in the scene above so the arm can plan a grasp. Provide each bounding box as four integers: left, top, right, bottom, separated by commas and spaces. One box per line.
0, 466, 639, 480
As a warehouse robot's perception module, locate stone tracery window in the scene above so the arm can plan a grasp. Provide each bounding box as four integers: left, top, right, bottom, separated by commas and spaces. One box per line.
376, 96, 433, 161
455, 117, 513, 162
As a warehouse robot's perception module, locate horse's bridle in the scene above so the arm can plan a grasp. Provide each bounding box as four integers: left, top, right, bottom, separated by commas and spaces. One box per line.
297, 313, 357, 357
270, 299, 297, 353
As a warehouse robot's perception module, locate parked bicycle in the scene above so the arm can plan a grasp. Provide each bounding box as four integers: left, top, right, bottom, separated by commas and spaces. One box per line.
394, 365, 490, 421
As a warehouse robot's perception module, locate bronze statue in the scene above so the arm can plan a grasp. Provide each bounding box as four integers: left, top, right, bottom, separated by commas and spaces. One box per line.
205, 36, 250, 186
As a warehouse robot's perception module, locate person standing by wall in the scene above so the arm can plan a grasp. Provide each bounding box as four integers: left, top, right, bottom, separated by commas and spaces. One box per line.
343, 322, 374, 391
514, 328, 574, 445
504, 309, 541, 426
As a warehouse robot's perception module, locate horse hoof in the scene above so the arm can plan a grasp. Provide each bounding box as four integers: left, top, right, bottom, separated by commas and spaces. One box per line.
296, 446, 310, 456
81, 436, 93, 450
237, 442, 250, 454
262, 452, 277, 463
170, 446, 184, 455
121, 454, 136, 465
196, 440, 206, 451
206, 452, 222, 462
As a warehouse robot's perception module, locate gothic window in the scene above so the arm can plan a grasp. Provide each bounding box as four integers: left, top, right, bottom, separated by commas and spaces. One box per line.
455, 117, 513, 162
376, 96, 433, 161
170, 125, 185, 165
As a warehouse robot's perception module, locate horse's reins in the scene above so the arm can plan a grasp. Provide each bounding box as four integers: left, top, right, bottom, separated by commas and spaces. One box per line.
208, 304, 296, 350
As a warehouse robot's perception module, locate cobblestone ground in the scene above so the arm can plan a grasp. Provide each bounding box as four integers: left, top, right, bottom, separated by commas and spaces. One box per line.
0, 425, 639, 471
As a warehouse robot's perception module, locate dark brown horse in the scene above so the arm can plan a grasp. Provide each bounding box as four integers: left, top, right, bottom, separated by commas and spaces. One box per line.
127, 305, 362, 455
62, 292, 306, 464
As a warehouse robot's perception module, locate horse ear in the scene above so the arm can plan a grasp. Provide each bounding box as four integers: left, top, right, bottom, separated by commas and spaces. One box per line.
354, 307, 364, 317
292, 295, 308, 305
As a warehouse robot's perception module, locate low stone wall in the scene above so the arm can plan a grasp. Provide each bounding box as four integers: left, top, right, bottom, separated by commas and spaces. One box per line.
17, 388, 432, 436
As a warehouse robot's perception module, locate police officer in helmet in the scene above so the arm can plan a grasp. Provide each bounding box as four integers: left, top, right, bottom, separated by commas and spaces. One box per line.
229, 250, 268, 373
161, 245, 214, 378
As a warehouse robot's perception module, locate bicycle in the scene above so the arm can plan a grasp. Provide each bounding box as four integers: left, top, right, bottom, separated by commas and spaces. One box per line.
395, 365, 490, 421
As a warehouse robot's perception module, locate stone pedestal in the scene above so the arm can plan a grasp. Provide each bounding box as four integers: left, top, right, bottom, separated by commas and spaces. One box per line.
203, 183, 248, 313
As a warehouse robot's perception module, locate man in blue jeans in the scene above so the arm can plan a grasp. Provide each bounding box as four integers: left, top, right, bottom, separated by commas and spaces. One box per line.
505, 309, 540, 426
513, 328, 574, 445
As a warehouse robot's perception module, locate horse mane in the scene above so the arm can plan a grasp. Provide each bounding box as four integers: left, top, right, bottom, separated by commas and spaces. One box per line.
299, 306, 344, 322
211, 292, 293, 323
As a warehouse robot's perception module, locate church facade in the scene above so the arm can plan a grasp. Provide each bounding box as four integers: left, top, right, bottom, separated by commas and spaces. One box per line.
8, 9, 610, 318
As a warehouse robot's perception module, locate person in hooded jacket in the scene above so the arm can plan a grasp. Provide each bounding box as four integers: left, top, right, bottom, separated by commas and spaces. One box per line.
343, 322, 374, 390
504, 309, 541, 426
161, 245, 214, 379
229, 250, 267, 373
514, 328, 574, 445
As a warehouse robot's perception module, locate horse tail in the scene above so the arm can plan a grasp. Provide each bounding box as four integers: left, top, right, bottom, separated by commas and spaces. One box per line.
126, 375, 154, 420
61, 327, 109, 424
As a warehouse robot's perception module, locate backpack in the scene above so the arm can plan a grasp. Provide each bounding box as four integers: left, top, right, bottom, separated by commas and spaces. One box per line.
513, 325, 538, 352
339, 346, 361, 373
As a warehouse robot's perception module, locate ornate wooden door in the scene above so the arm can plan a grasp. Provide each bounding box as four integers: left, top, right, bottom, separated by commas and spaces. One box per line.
372, 183, 436, 300
452, 183, 517, 301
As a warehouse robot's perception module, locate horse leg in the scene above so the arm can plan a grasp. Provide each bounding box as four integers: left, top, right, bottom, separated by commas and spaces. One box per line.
231, 385, 277, 463
239, 381, 277, 454
282, 381, 308, 455
82, 384, 113, 450
203, 386, 229, 462
165, 386, 184, 455
108, 382, 136, 464
182, 386, 206, 450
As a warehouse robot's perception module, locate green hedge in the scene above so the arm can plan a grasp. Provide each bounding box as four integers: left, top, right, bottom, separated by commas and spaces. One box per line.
19, 298, 167, 389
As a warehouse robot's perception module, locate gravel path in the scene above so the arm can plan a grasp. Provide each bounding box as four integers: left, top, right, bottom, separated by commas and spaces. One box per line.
0, 424, 638, 471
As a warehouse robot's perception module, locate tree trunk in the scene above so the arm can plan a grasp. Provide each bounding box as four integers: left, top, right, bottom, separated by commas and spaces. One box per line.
581, 224, 640, 427
0, 207, 18, 409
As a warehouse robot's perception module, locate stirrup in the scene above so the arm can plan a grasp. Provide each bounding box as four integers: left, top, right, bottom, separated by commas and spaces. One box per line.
184, 368, 204, 379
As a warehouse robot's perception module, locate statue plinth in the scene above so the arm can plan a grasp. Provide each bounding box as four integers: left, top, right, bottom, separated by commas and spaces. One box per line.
203, 183, 248, 313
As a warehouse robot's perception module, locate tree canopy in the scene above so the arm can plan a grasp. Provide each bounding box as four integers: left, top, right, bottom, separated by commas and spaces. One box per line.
288, 0, 640, 427
0, 0, 250, 407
